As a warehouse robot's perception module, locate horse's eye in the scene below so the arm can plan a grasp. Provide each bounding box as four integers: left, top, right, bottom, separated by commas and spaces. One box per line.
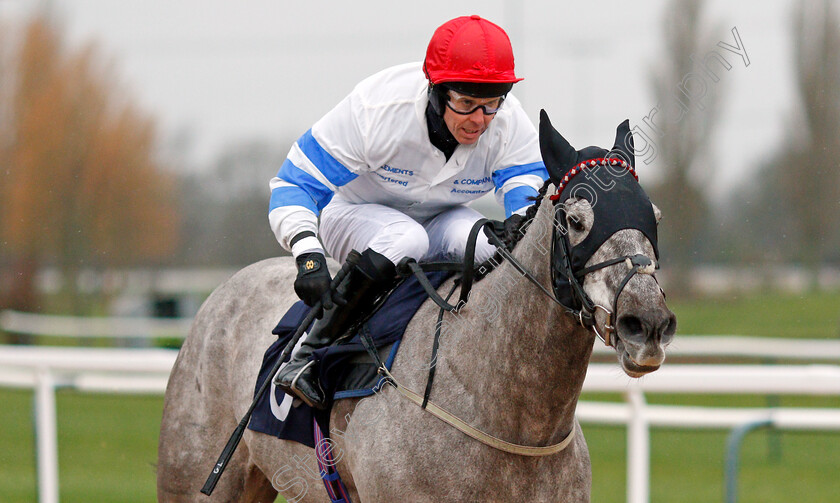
567, 215, 585, 233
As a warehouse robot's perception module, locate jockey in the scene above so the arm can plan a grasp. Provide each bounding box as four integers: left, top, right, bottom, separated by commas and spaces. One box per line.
270, 15, 548, 409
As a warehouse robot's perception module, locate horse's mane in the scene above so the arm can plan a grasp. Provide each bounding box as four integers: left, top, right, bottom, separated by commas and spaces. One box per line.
522, 179, 553, 226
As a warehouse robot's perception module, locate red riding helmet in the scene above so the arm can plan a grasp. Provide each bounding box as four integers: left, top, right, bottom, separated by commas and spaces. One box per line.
424, 15, 523, 87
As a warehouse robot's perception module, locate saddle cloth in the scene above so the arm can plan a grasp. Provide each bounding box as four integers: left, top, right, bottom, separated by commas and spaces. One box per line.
247, 270, 453, 447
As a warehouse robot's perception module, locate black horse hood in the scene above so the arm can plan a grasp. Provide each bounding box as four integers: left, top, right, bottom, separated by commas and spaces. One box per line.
538, 110, 659, 307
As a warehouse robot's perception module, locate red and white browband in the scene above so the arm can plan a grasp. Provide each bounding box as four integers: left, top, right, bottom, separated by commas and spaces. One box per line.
548, 157, 638, 200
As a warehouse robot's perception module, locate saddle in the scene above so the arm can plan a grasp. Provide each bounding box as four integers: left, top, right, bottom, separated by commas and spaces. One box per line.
247, 270, 453, 447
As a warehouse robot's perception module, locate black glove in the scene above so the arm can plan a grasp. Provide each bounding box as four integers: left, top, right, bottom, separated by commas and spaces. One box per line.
485, 213, 526, 250
294, 252, 333, 318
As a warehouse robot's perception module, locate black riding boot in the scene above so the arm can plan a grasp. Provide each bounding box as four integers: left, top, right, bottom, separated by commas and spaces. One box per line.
273, 249, 397, 409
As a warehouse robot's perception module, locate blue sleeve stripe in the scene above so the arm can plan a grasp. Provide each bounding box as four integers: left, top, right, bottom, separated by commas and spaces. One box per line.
298, 129, 359, 186
269, 185, 319, 214
492, 161, 548, 188
503, 185, 539, 217
277, 160, 335, 211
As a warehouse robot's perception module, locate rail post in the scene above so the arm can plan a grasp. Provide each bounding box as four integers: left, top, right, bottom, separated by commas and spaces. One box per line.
724, 419, 772, 503
626, 386, 650, 503
34, 367, 59, 503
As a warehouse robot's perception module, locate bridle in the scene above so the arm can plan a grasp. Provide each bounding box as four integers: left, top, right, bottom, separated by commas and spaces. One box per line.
493, 157, 660, 347
482, 206, 658, 347
549, 202, 659, 348
554, 236, 658, 347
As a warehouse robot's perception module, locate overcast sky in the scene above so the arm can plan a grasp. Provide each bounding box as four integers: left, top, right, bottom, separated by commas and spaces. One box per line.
1, 0, 800, 199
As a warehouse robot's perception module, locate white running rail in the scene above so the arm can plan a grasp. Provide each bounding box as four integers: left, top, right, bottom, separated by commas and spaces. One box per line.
7, 309, 840, 362
0, 310, 192, 339
1, 344, 840, 503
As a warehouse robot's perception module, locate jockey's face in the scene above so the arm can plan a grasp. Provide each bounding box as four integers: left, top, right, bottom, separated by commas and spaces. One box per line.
443, 91, 500, 145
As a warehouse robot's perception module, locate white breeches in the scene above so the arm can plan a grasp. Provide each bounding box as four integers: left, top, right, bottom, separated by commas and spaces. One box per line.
319, 197, 496, 265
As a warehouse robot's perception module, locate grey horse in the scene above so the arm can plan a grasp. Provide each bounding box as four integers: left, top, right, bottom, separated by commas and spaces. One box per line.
157, 122, 676, 503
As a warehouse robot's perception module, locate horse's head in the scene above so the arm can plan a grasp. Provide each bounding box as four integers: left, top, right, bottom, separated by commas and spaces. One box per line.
538, 110, 676, 377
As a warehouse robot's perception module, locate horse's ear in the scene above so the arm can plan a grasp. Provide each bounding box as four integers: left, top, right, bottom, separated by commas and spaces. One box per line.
611, 119, 635, 168
539, 109, 577, 182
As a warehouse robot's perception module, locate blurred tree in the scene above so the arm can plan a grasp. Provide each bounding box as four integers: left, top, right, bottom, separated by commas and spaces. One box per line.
0, 14, 178, 315
0, 25, 10, 257
0, 25, 10, 162
647, 0, 726, 297
714, 154, 798, 266
785, 0, 840, 284
719, 0, 840, 287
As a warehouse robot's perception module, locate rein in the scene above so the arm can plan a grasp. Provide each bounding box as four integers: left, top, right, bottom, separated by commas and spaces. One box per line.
381, 217, 580, 457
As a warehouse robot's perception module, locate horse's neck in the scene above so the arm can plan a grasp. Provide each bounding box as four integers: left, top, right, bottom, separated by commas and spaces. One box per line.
441, 203, 594, 445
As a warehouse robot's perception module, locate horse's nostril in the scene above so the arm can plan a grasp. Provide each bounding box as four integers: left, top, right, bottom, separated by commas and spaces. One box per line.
663, 314, 677, 340
667, 315, 677, 334
617, 315, 643, 337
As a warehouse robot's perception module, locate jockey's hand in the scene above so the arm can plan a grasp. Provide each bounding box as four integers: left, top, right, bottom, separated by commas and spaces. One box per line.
486, 213, 526, 250
294, 252, 334, 318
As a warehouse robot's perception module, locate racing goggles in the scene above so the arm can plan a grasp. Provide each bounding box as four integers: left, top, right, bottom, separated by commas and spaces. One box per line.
445, 90, 506, 115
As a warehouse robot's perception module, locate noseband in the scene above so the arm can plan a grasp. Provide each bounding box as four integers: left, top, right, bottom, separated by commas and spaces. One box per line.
559, 243, 659, 347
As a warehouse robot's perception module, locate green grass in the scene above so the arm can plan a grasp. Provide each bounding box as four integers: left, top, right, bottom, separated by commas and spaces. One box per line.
581, 390, 840, 502
0, 389, 162, 503
586, 425, 840, 503
670, 290, 840, 339
1, 388, 836, 503
1, 290, 839, 502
